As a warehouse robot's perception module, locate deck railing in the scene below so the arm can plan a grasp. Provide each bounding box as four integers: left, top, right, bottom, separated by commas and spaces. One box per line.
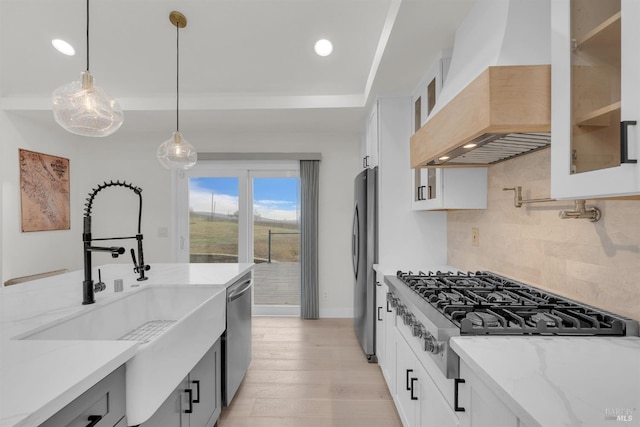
267, 229, 300, 263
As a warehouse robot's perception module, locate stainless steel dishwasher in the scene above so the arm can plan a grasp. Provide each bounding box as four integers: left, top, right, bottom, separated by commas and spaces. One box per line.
222, 272, 252, 406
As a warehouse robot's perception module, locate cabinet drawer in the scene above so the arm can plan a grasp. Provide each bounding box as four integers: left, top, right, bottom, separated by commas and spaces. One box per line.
41, 365, 126, 427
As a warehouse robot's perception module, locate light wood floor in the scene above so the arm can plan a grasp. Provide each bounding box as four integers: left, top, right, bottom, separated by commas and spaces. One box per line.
218, 317, 402, 427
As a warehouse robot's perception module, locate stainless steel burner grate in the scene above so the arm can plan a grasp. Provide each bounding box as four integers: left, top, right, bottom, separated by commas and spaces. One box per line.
396, 270, 637, 336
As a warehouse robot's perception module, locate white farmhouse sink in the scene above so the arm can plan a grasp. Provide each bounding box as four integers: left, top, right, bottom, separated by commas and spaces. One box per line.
18, 285, 227, 425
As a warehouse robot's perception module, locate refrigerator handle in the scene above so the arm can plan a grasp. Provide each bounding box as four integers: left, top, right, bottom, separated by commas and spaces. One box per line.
352, 205, 359, 279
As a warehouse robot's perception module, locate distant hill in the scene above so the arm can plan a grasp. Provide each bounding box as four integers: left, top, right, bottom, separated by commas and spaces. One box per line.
191, 211, 299, 229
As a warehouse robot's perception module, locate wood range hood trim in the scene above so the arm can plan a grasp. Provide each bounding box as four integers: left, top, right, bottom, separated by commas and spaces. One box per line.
410, 65, 551, 168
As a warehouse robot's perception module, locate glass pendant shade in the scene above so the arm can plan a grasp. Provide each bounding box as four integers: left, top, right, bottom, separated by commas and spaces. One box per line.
158, 11, 197, 170
52, 71, 123, 137
157, 131, 197, 170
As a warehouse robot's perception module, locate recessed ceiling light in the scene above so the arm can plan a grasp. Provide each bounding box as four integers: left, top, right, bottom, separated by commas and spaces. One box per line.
52, 39, 75, 56
463, 143, 477, 149
438, 156, 450, 161
314, 39, 333, 57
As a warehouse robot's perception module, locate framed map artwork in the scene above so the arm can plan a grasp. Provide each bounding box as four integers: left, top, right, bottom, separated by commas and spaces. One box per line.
19, 149, 70, 232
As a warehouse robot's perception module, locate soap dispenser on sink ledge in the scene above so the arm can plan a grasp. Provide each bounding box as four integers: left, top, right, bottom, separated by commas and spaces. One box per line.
82, 180, 151, 305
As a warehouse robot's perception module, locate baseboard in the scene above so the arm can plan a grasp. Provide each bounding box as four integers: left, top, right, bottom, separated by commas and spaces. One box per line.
252, 306, 354, 318
253, 305, 300, 316
319, 307, 354, 318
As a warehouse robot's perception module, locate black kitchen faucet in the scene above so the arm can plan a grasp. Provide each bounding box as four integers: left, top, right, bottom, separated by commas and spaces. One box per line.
82, 180, 150, 305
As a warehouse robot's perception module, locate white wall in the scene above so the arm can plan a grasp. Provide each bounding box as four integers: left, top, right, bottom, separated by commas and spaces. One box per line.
1, 115, 360, 316
1, 112, 81, 282
377, 97, 448, 270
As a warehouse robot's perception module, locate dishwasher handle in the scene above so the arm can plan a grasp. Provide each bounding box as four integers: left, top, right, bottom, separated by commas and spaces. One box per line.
228, 278, 252, 302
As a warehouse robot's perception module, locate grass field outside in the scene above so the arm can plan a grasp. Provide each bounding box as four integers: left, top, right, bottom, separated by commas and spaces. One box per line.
189, 213, 300, 263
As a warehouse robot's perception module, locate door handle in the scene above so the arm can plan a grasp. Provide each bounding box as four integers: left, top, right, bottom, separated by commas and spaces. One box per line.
192, 380, 200, 403
417, 185, 426, 201
406, 369, 413, 391
620, 121, 638, 164
184, 388, 193, 413
352, 206, 359, 279
352, 233, 357, 278
454, 378, 466, 412
86, 415, 102, 427
377, 306, 383, 321
227, 278, 252, 302
410, 377, 418, 400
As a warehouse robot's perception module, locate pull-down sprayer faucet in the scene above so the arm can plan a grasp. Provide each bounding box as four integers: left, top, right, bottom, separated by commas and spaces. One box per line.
82, 180, 151, 305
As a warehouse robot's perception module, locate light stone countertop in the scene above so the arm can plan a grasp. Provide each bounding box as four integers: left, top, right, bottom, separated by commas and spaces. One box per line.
451, 336, 640, 427
0, 263, 253, 427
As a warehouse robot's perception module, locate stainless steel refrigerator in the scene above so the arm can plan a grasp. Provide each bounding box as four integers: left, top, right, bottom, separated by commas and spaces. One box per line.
352, 167, 378, 362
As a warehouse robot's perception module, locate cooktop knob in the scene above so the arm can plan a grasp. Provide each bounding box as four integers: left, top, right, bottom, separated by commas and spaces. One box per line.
403, 312, 415, 326
423, 335, 443, 354
412, 323, 425, 338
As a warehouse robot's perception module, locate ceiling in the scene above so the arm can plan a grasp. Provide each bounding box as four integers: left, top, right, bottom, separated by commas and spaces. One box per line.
0, 0, 475, 134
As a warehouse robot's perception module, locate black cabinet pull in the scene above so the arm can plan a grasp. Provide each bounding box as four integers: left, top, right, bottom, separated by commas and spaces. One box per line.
192, 380, 201, 403
386, 300, 392, 313
86, 415, 102, 427
405, 369, 413, 391
363, 155, 370, 168
417, 185, 426, 201
410, 378, 418, 401
184, 388, 193, 413
377, 306, 383, 321
620, 121, 638, 164
454, 378, 466, 412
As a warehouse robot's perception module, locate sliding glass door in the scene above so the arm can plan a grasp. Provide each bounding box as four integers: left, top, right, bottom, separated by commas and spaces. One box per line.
252, 175, 300, 309
175, 161, 300, 315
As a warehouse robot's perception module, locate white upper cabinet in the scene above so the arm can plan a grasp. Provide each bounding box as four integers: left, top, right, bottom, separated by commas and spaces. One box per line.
413, 168, 488, 211
412, 49, 451, 130
411, 51, 488, 211
551, 0, 640, 199
361, 102, 379, 169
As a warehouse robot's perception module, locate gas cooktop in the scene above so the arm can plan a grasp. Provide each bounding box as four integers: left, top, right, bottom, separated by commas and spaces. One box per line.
395, 270, 637, 336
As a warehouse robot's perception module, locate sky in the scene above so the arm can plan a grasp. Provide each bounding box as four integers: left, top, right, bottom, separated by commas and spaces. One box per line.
189, 177, 299, 221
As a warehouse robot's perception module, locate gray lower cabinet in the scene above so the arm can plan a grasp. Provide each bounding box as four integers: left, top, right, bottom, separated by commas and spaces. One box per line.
190, 338, 222, 427
141, 338, 222, 427
41, 365, 126, 427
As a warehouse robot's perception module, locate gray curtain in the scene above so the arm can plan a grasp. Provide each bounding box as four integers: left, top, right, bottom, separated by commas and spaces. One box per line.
300, 160, 319, 319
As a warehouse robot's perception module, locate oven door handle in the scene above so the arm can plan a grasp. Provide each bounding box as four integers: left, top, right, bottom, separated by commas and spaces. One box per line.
454, 378, 466, 412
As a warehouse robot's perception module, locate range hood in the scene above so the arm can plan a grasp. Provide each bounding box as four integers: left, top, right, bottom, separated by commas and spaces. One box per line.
410, 0, 551, 168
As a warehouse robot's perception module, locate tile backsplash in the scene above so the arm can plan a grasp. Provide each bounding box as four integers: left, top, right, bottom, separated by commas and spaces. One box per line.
448, 148, 640, 322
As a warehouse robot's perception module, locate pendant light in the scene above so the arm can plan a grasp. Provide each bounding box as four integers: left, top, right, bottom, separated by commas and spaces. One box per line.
157, 11, 197, 170
52, 0, 123, 137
